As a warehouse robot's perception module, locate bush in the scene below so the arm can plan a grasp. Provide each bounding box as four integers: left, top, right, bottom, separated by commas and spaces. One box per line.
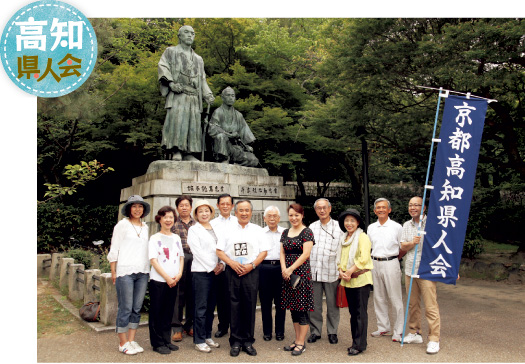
462, 239, 485, 259
37, 202, 118, 253
63, 248, 97, 269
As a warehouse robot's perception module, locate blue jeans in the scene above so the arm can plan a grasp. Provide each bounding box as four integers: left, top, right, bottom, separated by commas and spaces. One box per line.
192, 271, 217, 344
115, 272, 149, 333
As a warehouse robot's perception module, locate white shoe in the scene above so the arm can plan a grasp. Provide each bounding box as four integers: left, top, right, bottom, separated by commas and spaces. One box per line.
392, 334, 401, 342
205, 338, 220, 348
129, 341, 144, 353
195, 343, 211, 353
119, 341, 137, 355
371, 330, 392, 337
426, 341, 440, 354
403, 333, 423, 344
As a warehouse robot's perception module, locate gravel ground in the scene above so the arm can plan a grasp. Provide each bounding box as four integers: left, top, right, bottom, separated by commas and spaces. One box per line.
37, 277, 524, 363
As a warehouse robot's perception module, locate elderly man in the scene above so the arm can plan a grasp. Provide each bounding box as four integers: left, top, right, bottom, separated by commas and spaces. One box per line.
171, 195, 195, 342
367, 198, 403, 342
216, 200, 269, 357
209, 194, 237, 338
307, 198, 343, 344
400, 196, 441, 354
258, 206, 286, 342
207, 87, 259, 167
158, 25, 215, 161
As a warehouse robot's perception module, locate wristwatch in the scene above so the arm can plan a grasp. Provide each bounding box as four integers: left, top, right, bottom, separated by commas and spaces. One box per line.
251, 262, 256, 270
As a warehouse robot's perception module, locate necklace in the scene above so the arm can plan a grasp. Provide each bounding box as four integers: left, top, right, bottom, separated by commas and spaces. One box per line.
130, 219, 143, 237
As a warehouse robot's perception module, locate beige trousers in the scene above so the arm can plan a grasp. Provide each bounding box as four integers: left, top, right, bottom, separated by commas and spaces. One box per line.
404, 275, 440, 342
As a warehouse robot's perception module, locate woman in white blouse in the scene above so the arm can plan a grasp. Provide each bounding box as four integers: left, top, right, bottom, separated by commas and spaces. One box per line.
187, 200, 222, 353
107, 195, 151, 355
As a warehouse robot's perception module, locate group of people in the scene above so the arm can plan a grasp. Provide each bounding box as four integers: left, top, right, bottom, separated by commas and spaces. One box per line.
107, 193, 442, 357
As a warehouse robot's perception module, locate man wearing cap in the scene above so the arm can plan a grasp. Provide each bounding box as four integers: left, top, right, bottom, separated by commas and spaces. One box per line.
259, 206, 286, 342
216, 199, 270, 357
367, 198, 404, 342
400, 196, 441, 354
307, 198, 344, 345
209, 194, 237, 338
171, 195, 196, 342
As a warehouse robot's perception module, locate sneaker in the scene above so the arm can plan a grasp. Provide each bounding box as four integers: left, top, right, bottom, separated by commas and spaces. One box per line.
392, 334, 401, 342
371, 330, 392, 337
129, 341, 144, 353
403, 333, 423, 344
426, 341, 440, 354
205, 338, 220, 348
195, 343, 211, 353
118, 342, 137, 355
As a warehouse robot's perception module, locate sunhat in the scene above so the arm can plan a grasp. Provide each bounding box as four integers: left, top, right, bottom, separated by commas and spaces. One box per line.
192, 199, 216, 221
338, 208, 364, 232
121, 195, 151, 218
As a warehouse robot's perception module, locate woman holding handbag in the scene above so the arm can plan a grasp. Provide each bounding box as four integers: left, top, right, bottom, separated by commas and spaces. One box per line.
280, 203, 315, 356
336, 209, 373, 356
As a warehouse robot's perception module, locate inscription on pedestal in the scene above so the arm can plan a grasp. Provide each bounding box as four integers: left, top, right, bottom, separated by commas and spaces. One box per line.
182, 182, 230, 195
239, 185, 279, 197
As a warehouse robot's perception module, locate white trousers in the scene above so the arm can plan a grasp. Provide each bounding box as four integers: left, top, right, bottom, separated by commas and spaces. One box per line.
372, 259, 404, 336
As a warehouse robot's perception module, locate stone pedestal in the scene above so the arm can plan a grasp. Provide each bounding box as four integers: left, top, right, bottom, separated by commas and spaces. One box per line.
119, 161, 295, 235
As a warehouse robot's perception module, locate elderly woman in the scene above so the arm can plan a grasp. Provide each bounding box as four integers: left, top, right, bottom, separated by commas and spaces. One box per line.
336, 209, 373, 356
148, 206, 184, 355
187, 200, 222, 353
280, 203, 315, 356
107, 195, 151, 355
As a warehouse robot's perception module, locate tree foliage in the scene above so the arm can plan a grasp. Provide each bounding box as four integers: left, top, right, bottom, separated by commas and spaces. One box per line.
37, 18, 525, 241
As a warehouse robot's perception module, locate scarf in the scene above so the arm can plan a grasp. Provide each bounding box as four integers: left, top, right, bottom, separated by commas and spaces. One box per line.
336, 228, 363, 271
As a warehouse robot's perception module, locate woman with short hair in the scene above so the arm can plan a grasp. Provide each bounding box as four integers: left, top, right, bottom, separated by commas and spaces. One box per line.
187, 199, 222, 353
148, 205, 184, 355
280, 203, 315, 356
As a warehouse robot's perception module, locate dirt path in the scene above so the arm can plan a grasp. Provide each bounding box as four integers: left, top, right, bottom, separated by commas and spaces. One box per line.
37, 277, 525, 363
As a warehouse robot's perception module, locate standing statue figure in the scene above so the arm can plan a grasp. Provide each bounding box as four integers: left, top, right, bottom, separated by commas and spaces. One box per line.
207, 87, 259, 167
158, 25, 215, 161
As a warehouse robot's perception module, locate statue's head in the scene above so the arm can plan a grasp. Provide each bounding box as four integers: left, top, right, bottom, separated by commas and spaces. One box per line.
221, 87, 236, 106
178, 25, 195, 46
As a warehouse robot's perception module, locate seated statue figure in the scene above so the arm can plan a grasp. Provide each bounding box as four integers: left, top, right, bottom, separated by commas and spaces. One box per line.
207, 87, 260, 167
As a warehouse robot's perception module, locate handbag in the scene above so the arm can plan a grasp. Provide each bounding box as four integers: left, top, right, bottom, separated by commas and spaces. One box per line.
336, 284, 348, 308
290, 274, 301, 289
79, 301, 100, 322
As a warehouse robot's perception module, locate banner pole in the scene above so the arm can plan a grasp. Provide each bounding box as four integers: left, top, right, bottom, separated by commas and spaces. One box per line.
400, 87, 446, 346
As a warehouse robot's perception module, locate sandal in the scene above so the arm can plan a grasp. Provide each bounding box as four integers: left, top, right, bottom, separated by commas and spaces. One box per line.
283, 342, 296, 352
291, 344, 306, 356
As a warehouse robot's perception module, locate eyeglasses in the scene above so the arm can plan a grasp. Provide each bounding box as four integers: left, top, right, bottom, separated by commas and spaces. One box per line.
315, 206, 329, 211
408, 204, 422, 208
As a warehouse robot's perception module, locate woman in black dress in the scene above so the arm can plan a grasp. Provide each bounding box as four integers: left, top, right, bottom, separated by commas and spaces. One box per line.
280, 203, 315, 356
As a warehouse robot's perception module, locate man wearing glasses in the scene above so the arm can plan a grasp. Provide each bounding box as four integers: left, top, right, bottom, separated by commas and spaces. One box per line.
307, 198, 343, 345
399, 196, 441, 355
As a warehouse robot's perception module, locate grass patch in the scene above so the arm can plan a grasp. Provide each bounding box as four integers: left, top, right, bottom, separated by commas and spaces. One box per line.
37, 283, 88, 338
483, 240, 519, 254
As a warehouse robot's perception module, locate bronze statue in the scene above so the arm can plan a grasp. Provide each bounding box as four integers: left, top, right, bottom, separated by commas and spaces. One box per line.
207, 87, 259, 167
158, 25, 215, 161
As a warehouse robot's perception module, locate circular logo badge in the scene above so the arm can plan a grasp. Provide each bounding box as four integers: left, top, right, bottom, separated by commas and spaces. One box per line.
0, 0, 97, 97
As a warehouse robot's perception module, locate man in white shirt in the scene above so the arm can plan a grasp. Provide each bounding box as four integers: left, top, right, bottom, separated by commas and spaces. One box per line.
308, 198, 343, 345
216, 200, 269, 357
210, 194, 237, 338
367, 198, 404, 342
258, 206, 286, 342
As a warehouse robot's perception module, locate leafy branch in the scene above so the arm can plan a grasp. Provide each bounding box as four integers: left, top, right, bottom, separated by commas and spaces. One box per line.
40, 160, 114, 203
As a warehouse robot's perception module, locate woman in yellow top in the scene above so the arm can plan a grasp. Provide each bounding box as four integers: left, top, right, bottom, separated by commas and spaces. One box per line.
336, 209, 373, 356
